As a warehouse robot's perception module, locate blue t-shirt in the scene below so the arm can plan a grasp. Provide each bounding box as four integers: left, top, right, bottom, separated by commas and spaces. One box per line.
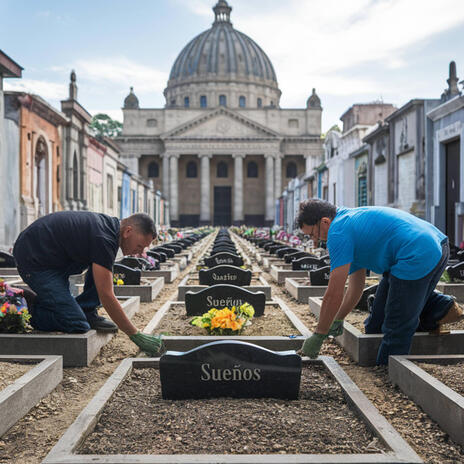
327, 206, 446, 280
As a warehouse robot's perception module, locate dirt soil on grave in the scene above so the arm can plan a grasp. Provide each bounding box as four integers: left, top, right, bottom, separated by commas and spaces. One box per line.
0, 361, 36, 390
155, 303, 299, 337
0, 236, 215, 464
80, 364, 385, 456
417, 361, 464, 396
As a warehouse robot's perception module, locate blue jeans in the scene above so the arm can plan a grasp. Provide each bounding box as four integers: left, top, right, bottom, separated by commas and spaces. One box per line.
18, 264, 101, 333
364, 240, 454, 365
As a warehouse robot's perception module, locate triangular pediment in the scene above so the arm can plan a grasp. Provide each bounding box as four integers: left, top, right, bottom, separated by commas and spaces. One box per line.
161, 107, 279, 139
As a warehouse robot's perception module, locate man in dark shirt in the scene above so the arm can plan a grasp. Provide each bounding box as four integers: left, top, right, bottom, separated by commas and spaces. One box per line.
13, 211, 163, 356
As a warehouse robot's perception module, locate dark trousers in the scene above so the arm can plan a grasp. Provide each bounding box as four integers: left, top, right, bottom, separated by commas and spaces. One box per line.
18, 264, 101, 333
363, 240, 454, 365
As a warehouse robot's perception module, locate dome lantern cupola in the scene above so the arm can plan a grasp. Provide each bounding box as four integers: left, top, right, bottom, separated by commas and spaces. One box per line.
124, 86, 139, 109
213, 0, 232, 24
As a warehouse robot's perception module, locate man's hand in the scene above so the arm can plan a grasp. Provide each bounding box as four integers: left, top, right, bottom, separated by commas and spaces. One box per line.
130, 332, 165, 356
301, 333, 327, 358
328, 319, 344, 337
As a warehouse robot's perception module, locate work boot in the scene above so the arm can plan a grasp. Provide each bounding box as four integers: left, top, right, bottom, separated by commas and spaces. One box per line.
88, 316, 118, 333
437, 301, 464, 325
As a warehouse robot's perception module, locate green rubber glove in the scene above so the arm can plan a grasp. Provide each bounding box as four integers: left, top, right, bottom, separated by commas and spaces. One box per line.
129, 332, 165, 356
328, 319, 344, 337
301, 333, 327, 358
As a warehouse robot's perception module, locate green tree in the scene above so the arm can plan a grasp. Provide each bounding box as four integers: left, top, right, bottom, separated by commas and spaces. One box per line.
89, 113, 122, 138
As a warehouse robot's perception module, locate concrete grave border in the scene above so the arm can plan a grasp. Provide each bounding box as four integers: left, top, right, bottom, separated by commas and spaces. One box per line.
309, 297, 464, 366
143, 296, 310, 352
285, 277, 328, 302
112, 277, 164, 302
0, 355, 62, 437
140, 263, 179, 283
0, 297, 139, 367
176, 273, 272, 300
436, 282, 464, 301
389, 354, 464, 446
43, 356, 422, 464
270, 264, 308, 284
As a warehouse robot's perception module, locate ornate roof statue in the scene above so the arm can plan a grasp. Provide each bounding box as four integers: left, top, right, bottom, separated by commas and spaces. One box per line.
124, 87, 139, 109
69, 69, 78, 100
441, 61, 461, 102
307, 88, 321, 108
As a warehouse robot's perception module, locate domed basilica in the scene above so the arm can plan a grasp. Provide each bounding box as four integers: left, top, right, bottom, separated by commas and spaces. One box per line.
118, 0, 323, 226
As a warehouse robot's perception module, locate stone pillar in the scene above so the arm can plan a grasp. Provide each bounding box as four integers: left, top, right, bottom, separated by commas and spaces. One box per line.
305, 155, 312, 176
162, 154, 170, 200
169, 154, 179, 223
200, 154, 211, 224
233, 154, 245, 224
274, 153, 282, 204
265, 154, 275, 225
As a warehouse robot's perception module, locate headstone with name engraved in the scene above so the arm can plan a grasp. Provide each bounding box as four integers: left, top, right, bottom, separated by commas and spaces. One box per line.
269, 245, 288, 255
212, 246, 237, 255
309, 265, 331, 286
113, 263, 141, 285
204, 252, 244, 268
357, 284, 379, 312
185, 284, 266, 316
117, 257, 143, 270
0, 252, 16, 268
163, 244, 183, 254
446, 261, 464, 282
199, 265, 252, 286
292, 256, 326, 271
263, 242, 278, 251
160, 340, 301, 400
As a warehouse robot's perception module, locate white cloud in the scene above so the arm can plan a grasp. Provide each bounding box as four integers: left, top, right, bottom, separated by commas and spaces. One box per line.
3, 79, 67, 100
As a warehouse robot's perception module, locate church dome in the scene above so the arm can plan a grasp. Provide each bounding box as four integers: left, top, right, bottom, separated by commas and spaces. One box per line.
164, 1, 281, 109
124, 87, 139, 109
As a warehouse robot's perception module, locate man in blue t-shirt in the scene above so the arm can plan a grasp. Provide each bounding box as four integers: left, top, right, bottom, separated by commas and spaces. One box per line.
13, 211, 164, 357
297, 199, 463, 365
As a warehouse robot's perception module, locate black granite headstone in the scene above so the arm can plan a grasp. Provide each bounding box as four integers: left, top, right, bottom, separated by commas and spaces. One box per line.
212, 246, 237, 255
147, 251, 166, 263
0, 252, 16, 268
199, 265, 252, 286
258, 240, 273, 248
185, 284, 266, 316
458, 250, 464, 262
113, 263, 141, 285
309, 266, 331, 286
357, 284, 379, 312
160, 340, 301, 400
276, 247, 295, 258
285, 251, 310, 263
204, 252, 244, 268
292, 256, 325, 271
446, 262, 464, 282
269, 244, 288, 255
163, 244, 182, 254
263, 242, 277, 251
153, 246, 175, 258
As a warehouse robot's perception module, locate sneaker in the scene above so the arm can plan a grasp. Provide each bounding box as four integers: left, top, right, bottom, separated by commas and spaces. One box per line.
437, 301, 464, 325
88, 316, 118, 333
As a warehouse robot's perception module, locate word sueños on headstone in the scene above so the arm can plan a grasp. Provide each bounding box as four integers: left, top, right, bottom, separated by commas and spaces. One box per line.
160, 340, 301, 400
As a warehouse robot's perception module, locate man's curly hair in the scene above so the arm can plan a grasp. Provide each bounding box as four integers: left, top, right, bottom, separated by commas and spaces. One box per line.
296, 199, 337, 228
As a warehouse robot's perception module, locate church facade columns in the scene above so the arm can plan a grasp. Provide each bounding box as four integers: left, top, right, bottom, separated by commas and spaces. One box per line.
162, 153, 170, 201
233, 153, 245, 224
169, 154, 179, 223
274, 153, 283, 204
265, 154, 275, 224
200, 153, 212, 224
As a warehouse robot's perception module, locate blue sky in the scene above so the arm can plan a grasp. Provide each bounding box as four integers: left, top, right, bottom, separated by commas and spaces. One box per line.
2, 0, 464, 131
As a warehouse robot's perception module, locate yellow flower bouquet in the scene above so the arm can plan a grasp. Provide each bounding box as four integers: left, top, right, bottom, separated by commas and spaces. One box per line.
190, 303, 255, 335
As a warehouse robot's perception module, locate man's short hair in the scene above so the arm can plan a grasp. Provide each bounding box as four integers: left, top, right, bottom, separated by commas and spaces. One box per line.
123, 213, 157, 238
296, 199, 337, 228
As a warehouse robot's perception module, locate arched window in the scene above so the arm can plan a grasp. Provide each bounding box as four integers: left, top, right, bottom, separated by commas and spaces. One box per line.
184, 96, 190, 108
219, 94, 227, 106
239, 96, 246, 108
247, 161, 258, 178
286, 161, 297, 178
148, 161, 159, 178
217, 161, 228, 178
200, 95, 207, 108
257, 98, 262, 108
72, 151, 79, 199
186, 161, 197, 178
